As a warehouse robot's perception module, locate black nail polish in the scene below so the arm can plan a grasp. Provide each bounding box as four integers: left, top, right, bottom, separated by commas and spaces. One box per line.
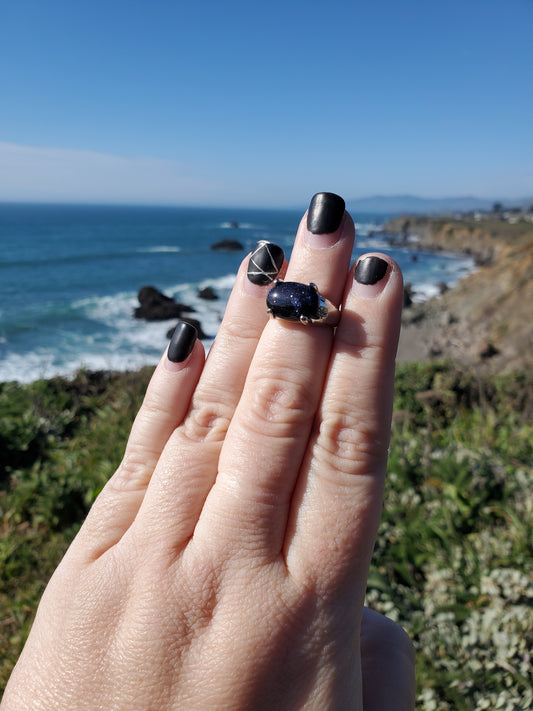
247, 241, 284, 285
307, 193, 345, 234
354, 257, 389, 285
168, 321, 197, 362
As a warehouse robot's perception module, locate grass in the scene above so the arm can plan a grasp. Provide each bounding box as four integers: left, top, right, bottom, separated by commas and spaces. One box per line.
1, 363, 532, 709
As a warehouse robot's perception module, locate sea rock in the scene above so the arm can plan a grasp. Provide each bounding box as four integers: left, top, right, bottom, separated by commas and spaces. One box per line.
210, 239, 244, 251
134, 286, 195, 321
198, 286, 219, 300
167, 318, 207, 341
403, 284, 414, 307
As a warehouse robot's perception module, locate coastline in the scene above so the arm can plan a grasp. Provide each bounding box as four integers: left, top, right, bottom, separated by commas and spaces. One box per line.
2, 216, 532, 706
2, 209, 532, 385
389, 215, 533, 374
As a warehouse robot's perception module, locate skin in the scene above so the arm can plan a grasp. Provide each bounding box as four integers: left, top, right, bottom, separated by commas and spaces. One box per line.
2, 206, 415, 710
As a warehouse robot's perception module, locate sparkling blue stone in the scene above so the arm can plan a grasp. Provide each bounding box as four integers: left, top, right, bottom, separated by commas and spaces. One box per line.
266, 281, 320, 322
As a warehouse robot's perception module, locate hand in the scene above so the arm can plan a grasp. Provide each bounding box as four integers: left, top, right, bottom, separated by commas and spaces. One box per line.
2, 194, 415, 710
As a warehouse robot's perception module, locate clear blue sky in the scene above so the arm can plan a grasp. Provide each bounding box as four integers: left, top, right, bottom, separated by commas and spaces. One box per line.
1, 0, 531, 206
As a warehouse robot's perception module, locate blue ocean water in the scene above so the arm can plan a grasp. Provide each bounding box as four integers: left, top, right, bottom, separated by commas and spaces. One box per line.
0, 203, 475, 382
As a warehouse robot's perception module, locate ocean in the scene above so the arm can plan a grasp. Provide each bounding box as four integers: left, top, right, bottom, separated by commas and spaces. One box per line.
0, 203, 475, 383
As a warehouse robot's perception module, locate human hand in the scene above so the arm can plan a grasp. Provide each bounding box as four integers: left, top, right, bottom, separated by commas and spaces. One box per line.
2, 194, 414, 710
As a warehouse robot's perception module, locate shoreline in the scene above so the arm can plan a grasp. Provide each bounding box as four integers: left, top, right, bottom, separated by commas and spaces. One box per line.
2, 213, 532, 385
389, 215, 533, 374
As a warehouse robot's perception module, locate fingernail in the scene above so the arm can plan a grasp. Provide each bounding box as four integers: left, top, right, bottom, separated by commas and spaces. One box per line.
247, 241, 284, 285
167, 321, 197, 364
307, 192, 345, 235
354, 256, 388, 285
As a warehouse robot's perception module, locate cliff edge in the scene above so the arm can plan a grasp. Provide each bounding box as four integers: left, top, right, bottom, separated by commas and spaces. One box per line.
385, 216, 533, 374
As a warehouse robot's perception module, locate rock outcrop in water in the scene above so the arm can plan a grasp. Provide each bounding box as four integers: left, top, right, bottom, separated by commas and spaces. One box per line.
134, 286, 208, 340
133, 286, 207, 339
134, 286, 195, 321
198, 286, 219, 300
210, 239, 244, 251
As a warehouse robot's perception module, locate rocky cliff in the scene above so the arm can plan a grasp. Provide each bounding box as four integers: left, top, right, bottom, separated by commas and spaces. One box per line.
386, 216, 533, 374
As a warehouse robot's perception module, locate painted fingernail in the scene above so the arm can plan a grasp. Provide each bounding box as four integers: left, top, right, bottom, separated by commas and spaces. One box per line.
247, 241, 284, 285
167, 321, 197, 363
354, 256, 388, 285
307, 192, 345, 234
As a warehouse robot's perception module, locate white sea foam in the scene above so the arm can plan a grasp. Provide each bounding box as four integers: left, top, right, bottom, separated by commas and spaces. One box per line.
0, 348, 163, 384
1, 251, 476, 384
355, 234, 392, 251
138, 246, 182, 253
409, 283, 441, 303
219, 222, 255, 230
354, 221, 385, 236
0, 274, 236, 382
0, 219, 477, 384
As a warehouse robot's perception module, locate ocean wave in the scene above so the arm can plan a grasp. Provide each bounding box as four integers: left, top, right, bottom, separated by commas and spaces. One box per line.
354, 221, 386, 236
354, 235, 392, 251
138, 246, 182, 253
0, 250, 146, 269
0, 274, 239, 382
0, 348, 162, 384
219, 222, 255, 229
1, 221, 477, 384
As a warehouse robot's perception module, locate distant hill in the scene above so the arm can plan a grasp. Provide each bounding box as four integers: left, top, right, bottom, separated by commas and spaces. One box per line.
345, 195, 531, 215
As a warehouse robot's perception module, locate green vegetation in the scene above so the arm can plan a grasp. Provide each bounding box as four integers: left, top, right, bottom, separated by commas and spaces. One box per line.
1, 364, 532, 709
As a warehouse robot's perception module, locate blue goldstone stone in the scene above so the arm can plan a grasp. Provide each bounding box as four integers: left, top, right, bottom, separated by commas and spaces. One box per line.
266, 282, 320, 322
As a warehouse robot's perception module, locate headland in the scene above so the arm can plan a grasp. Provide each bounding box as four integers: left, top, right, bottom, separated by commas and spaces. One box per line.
385, 213, 533, 374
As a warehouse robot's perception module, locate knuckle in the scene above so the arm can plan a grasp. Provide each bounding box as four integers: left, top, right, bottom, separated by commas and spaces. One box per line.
138, 396, 171, 423
219, 311, 260, 344
138, 380, 182, 422
316, 408, 388, 476
244, 371, 315, 437
182, 397, 233, 443
110, 446, 157, 492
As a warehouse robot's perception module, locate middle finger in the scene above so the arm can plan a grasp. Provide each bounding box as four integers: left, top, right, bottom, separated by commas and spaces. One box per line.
197, 193, 355, 556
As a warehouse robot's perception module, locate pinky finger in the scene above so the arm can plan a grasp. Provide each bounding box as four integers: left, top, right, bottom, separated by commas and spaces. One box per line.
361, 608, 416, 711
71, 321, 204, 561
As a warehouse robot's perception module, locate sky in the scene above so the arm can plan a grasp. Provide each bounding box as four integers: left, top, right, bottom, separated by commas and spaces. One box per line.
0, 0, 532, 207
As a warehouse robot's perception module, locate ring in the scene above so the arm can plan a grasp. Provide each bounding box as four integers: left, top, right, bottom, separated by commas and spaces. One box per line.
266, 280, 340, 325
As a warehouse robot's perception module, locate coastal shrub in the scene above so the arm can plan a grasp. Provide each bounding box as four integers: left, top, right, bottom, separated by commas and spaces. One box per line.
370, 363, 533, 710
1, 363, 532, 709
0, 380, 73, 481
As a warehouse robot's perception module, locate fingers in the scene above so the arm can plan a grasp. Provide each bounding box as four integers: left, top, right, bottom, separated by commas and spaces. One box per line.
73, 322, 204, 560
360, 608, 416, 711
182, 242, 286, 448
286, 255, 403, 600
129, 243, 286, 547
196, 193, 356, 555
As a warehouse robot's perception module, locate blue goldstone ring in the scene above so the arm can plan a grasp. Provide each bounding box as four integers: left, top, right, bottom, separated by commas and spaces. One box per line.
266, 280, 340, 326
